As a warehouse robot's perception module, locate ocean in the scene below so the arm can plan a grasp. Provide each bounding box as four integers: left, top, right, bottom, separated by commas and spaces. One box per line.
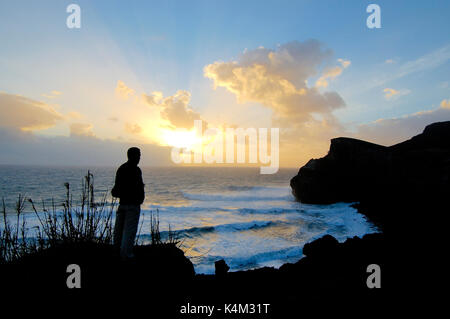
0, 165, 378, 274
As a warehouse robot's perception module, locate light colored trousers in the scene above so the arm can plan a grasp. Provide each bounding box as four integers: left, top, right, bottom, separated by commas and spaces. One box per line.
113, 204, 141, 258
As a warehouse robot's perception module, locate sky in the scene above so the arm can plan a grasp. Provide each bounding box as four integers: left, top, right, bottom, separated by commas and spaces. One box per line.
0, 0, 449, 168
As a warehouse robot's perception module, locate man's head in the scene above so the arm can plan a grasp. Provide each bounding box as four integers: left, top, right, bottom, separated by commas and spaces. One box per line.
127, 147, 141, 166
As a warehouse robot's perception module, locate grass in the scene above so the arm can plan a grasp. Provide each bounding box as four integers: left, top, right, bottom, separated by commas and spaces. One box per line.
0, 171, 180, 264
143, 210, 181, 246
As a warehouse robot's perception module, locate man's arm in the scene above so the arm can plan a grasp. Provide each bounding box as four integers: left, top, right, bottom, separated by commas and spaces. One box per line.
111, 167, 122, 198
138, 167, 145, 204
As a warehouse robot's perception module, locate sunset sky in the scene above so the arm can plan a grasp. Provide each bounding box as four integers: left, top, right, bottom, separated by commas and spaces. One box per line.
0, 0, 449, 167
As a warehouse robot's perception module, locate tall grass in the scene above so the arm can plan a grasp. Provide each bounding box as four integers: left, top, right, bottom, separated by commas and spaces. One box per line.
143, 210, 180, 246
29, 171, 115, 246
0, 171, 115, 263
1, 171, 183, 264
0, 195, 36, 263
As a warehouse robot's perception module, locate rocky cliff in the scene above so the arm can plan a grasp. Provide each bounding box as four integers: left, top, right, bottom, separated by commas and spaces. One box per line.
290, 121, 450, 230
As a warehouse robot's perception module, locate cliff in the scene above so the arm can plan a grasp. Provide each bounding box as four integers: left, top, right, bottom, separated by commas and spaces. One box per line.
290, 121, 450, 230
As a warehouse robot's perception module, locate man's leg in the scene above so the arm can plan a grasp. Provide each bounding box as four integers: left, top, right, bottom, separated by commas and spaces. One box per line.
113, 205, 125, 249
120, 205, 141, 258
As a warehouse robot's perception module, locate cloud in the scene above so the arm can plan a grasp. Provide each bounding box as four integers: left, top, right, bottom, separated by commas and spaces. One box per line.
397, 45, 450, 78
441, 99, 450, 109
0, 92, 63, 131
124, 122, 142, 134
338, 58, 351, 68
383, 88, 411, 100
203, 40, 349, 167
115, 80, 135, 99
0, 92, 171, 166
315, 66, 343, 88
385, 59, 395, 64
143, 90, 202, 129
41, 90, 62, 99
0, 127, 172, 166
67, 111, 82, 119
70, 123, 95, 137
356, 98, 450, 145
204, 40, 346, 127
315, 58, 351, 88
383, 88, 398, 99
368, 45, 450, 89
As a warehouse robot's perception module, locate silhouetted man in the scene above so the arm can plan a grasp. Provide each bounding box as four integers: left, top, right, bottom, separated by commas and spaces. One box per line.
112, 147, 145, 259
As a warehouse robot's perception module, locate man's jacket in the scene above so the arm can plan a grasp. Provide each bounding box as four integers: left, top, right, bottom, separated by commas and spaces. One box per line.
111, 162, 145, 205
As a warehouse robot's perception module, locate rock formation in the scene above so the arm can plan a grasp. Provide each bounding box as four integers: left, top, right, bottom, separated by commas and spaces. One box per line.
290, 121, 450, 230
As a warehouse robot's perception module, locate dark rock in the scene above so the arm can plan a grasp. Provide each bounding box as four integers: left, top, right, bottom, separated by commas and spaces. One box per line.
2, 242, 195, 293
191, 232, 388, 315
290, 137, 390, 204
286, 122, 449, 302
290, 121, 450, 231
214, 259, 230, 277
302, 234, 339, 258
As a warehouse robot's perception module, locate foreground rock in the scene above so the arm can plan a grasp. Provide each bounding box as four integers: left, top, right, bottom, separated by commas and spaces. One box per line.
2, 242, 195, 292
2, 233, 388, 314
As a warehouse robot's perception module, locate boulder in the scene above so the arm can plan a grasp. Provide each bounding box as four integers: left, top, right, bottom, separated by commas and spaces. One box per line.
302, 234, 339, 258
214, 259, 230, 277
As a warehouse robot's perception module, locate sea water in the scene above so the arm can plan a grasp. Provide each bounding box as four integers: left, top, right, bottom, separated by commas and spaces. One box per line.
0, 165, 378, 274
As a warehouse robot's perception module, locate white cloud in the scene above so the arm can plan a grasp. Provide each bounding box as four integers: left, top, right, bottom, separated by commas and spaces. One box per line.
441, 99, 450, 109
397, 45, 450, 79
338, 58, 351, 68
369, 45, 450, 89
41, 90, 63, 99
315, 58, 350, 88
204, 40, 346, 127
143, 90, 202, 129
115, 80, 135, 99
383, 87, 411, 100
202, 40, 351, 167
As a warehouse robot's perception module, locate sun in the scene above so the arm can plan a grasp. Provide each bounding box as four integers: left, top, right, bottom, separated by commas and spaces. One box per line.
160, 128, 202, 150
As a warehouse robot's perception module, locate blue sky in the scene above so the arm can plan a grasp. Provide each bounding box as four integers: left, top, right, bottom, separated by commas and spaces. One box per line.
0, 0, 449, 166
